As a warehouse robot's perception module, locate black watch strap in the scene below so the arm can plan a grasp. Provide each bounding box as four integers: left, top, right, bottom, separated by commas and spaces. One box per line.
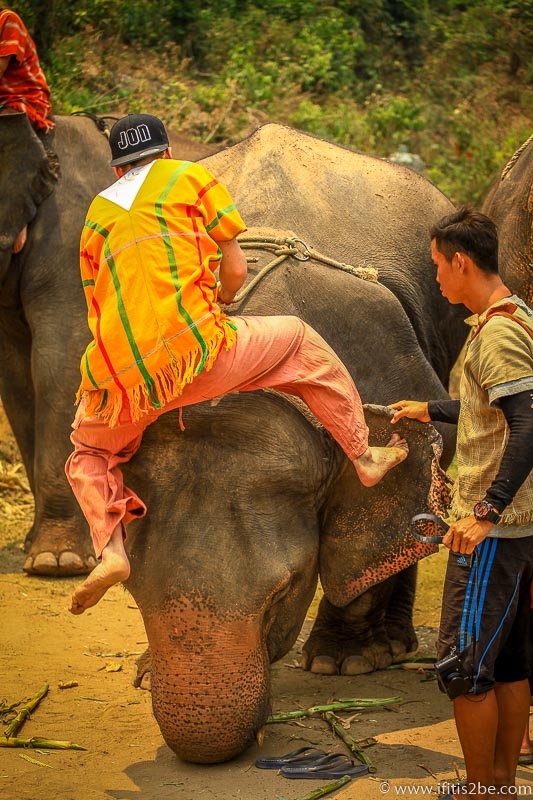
473, 500, 500, 524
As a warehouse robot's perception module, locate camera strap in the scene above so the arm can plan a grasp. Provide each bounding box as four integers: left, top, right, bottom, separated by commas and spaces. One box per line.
410, 513, 449, 544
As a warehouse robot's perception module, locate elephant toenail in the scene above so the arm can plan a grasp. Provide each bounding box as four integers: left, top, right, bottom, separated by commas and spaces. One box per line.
29, 552, 59, 573
310, 656, 339, 675
340, 656, 374, 675
58, 551, 85, 570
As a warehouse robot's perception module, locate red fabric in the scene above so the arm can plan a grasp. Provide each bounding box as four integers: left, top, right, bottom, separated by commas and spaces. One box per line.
0, 9, 53, 130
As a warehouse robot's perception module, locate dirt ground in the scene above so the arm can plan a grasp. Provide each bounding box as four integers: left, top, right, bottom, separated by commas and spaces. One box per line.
1, 403, 532, 800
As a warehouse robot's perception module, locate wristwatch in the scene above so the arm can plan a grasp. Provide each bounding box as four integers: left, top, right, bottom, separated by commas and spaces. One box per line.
473, 500, 501, 524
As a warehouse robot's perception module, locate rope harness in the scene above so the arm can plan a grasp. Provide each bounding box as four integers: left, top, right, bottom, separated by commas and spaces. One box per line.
500, 132, 533, 180
230, 234, 378, 305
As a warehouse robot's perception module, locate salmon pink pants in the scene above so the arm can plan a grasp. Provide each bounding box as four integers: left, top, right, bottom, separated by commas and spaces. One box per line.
65, 315, 368, 557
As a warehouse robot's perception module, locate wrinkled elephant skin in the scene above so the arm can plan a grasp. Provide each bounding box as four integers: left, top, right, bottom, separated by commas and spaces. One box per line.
482, 134, 533, 305
202, 123, 469, 386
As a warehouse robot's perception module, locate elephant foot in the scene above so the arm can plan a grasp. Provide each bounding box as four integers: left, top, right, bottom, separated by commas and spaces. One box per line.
301, 590, 407, 675
301, 643, 394, 675
23, 521, 96, 576
24, 550, 97, 576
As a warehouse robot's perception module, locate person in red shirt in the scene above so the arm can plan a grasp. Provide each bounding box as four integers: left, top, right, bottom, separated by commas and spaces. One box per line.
0, 7, 54, 252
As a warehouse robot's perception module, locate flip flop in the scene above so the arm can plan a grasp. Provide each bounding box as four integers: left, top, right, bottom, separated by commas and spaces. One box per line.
519, 753, 533, 765
255, 746, 328, 769
281, 752, 369, 779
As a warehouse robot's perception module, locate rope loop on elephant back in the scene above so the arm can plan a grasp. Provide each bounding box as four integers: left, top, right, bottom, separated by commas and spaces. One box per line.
500, 132, 533, 180
232, 234, 379, 305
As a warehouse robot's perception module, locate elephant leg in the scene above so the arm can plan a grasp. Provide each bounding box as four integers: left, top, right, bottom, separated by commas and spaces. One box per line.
301, 579, 402, 675
0, 304, 35, 486
23, 336, 95, 576
0, 274, 95, 576
384, 564, 419, 663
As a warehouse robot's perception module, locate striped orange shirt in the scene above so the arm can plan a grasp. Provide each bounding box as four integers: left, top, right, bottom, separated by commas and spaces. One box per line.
0, 9, 53, 131
77, 158, 247, 425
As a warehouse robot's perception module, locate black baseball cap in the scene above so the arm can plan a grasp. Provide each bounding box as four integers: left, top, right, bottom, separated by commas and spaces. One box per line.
109, 113, 169, 167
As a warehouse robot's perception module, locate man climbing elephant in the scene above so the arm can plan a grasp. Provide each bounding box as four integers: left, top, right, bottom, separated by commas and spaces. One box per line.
65, 113, 409, 616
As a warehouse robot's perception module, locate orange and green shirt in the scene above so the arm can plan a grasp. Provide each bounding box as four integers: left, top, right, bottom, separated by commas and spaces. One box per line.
77, 158, 246, 425
0, 9, 53, 131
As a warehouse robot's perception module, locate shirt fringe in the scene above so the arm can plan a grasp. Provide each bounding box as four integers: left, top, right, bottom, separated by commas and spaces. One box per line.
76, 325, 237, 427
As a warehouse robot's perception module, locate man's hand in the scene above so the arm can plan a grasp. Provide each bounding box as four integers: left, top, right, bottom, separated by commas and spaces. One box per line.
389, 400, 430, 425
217, 238, 247, 305
217, 283, 236, 305
442, 515, 493, 555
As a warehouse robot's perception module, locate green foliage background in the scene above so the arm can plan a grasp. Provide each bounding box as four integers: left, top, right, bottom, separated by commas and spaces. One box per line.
10, 0, 533, 206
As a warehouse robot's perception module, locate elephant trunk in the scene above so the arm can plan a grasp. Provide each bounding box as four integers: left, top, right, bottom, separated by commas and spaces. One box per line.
144, 604, 270, 763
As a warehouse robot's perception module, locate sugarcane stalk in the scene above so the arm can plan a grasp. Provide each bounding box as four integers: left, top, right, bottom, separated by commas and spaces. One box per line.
0, 698, 23, 723
4, 683, 49, 737
267, 696, 402, 723
0, 736, 86, 750
293, 774, 352, 800
323, 711, 376, 773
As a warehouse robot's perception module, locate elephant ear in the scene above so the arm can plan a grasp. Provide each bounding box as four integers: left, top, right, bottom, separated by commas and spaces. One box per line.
319, 404, 451, 607
0, 112, 59, 256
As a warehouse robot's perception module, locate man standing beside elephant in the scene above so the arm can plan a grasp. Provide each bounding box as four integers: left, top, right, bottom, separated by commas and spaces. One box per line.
65, 113, 409, 616
390, 207, 533, 800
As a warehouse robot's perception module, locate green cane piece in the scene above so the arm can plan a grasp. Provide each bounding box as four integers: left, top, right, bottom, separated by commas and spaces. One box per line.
3, 683, 49, 738
0, 736, 86, 750
293, 774, 352, 800
322, 711, 376, 773
0, 698, 23, 724
267, 696, 402, 722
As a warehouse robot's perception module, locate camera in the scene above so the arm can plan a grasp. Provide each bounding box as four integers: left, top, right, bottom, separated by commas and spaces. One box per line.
434, 652, 473, 699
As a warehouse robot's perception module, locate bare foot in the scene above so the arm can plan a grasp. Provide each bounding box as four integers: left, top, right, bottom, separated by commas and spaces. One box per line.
69, 551, 130, 615
354, 433, 409, 487
12, 225, 27, 254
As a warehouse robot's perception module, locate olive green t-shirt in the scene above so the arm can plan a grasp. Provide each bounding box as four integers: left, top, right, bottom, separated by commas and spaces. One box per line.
452, 295, 533, 534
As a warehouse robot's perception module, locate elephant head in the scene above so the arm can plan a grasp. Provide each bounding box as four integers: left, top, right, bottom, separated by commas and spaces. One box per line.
124, 395, 447, 764
0, 112, 59, 284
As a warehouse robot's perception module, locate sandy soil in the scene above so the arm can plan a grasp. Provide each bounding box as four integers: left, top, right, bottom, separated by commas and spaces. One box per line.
1, 403, 532, 800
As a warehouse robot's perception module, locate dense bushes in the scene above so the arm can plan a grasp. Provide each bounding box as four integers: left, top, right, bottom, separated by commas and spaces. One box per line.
9, 0, 533, 206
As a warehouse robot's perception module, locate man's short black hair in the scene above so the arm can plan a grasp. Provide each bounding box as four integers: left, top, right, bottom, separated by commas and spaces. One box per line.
430, 206, 499, 274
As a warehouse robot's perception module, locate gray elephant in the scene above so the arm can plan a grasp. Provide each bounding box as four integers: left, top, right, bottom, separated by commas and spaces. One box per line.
0, 113, 459, 762
482, 133, 533, 305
